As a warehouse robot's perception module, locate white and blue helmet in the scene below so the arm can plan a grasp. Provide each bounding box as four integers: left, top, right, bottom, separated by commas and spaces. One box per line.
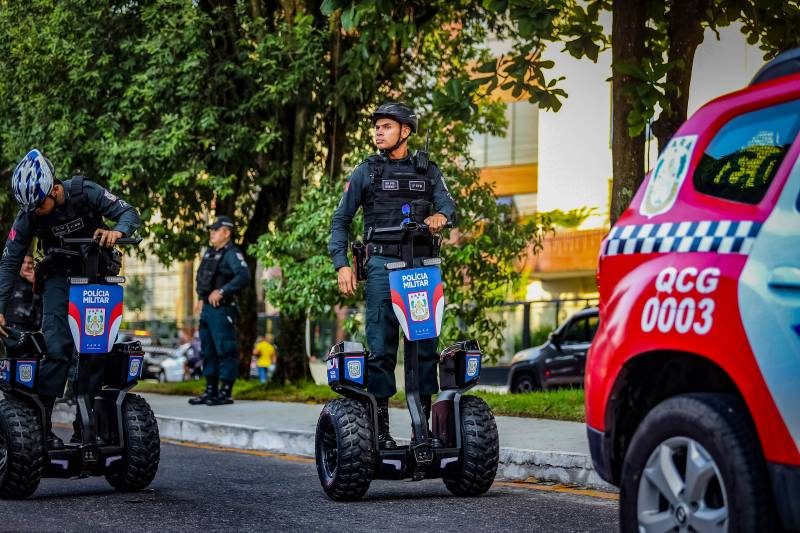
11, 149, 55, 212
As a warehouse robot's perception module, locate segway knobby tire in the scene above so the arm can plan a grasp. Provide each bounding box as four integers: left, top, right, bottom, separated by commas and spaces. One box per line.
315, 398, 374, 501
444, 395, 499, 497
0, 396, 44, 499
105, 394, 160, 492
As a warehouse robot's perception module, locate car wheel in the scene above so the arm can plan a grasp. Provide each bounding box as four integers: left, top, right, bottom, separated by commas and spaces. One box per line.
511, 373, 539, 394
620, 393, 776, 533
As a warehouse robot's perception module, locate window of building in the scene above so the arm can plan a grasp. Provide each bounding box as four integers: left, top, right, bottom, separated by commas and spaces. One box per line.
470, 101, 538, 167
693, 99, 800, 204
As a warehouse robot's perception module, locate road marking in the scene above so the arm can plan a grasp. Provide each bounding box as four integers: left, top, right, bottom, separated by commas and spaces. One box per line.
164, 439, 618, 501
495, 480, 618, 501
162, 439, 315, 463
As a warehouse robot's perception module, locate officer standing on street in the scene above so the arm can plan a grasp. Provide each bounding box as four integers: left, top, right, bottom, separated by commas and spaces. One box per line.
0, 149, 141, 448
190, 216, 251, 406
328, 103, 456, 449
4, 253, 42, 331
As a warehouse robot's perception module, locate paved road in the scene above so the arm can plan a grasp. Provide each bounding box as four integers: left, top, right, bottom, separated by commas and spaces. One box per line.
2, 438, 619, 533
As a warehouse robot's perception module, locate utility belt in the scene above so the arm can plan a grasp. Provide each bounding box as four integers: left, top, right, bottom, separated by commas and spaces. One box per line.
351, 240, 437, 281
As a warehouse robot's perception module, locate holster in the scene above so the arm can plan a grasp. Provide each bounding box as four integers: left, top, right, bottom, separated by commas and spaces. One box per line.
351, 241, 367, 281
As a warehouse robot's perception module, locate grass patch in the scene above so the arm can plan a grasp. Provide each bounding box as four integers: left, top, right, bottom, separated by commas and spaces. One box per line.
134, 381, 585, 423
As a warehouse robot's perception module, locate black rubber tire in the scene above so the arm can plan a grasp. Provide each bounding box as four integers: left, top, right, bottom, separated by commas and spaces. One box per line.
0, 396, 44, 499
105, 394, 160, 492
444, 395, 499, 497
315, 398, 374, 501
620, 393, 777, 533
511, 373, 540, 394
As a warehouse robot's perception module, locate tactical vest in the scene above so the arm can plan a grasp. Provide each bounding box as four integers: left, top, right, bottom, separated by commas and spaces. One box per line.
196, 243, 233, 298
363, 155, 435, 242
6, 277, 41, 330
35, 176, 103, 254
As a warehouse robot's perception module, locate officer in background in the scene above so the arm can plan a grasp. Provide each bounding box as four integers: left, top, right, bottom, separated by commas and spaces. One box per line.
4, 253, 42, 331
190, 216, 251, 406
0, 149, 141, 447
328, 103, 456, 449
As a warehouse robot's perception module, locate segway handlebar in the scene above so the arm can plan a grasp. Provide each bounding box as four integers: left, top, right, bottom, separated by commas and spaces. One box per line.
372, 221, 453, 235
61, 237, 143, 246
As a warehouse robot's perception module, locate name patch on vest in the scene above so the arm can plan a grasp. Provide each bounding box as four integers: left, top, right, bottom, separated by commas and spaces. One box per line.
51, 218, 85, 237
409, 181, 426, 192
382, 180, 399, 191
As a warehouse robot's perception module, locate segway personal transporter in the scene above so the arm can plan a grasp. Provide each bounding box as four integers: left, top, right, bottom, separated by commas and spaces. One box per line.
0, 237, 160, 499
315, 218, 500, 500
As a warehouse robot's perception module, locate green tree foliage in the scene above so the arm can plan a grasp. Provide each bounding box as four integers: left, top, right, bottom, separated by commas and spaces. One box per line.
480, 0, 800, 223
255, 2, 552, 364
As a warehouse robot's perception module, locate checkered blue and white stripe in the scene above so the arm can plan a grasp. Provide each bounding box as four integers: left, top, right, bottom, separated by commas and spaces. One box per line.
602, 220, 762, 257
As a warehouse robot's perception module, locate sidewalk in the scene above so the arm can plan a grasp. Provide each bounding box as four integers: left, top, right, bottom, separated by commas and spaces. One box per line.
55, 393, 614, 490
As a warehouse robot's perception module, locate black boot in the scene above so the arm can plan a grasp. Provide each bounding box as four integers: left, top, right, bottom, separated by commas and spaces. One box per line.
42, 397, 64, 449
206, 380, 234, 406
421, 395, 443, 448
377, 399, 397, 450
189, 377, 218, 405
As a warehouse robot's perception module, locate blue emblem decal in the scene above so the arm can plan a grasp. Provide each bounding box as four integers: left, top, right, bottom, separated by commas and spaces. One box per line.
127, 355, 144, 382
15, 360, 36, 388
344, 356, 364, 385
464, 353, 481, 382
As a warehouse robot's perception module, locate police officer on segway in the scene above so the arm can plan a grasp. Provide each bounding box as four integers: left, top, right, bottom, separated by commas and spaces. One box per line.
0, 149, 141, 448
4, 254, 42, 332
190, 216, 251, 406
328, 102, 456, 450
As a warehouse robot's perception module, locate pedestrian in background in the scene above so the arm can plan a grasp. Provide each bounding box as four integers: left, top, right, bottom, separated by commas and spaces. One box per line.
253, 335, 276, 384
189, 215, 251, 406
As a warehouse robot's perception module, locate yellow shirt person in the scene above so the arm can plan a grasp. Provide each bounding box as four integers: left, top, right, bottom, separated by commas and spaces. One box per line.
253, 337, 276, 383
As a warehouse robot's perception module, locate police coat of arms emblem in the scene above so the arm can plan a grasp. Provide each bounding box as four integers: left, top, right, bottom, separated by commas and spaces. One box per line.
408, 291, 430, 322
18, 363, 33, 383
85, 308, 106, 337
347, 359, 362, 380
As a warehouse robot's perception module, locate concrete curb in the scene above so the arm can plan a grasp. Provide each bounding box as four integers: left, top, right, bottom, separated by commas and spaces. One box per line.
54, 405, 615, 491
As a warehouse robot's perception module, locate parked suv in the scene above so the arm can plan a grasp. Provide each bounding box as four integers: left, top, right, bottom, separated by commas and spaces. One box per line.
587, 49, 800, 532
507, 307, 598, 393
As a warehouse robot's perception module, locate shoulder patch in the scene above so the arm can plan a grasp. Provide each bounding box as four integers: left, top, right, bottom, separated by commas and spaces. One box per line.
8, 228, 16, 242
236, 252, 244, 261
103, 189, 118, 202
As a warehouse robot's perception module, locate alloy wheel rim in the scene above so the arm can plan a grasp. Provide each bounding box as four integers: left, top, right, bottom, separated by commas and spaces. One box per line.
637, 436, 728, 533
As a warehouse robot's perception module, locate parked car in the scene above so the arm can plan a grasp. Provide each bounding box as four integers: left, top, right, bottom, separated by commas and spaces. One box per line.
142, 345, 179, 381
507, 307, 598, 393
586, 49, 800, 532
156, 343, 195, 383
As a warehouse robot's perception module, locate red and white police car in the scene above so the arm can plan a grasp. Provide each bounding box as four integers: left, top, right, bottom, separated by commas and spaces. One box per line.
587, 49, 800, 532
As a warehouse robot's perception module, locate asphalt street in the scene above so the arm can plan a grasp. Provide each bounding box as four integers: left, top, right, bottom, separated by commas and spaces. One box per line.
1, 435, 619, 533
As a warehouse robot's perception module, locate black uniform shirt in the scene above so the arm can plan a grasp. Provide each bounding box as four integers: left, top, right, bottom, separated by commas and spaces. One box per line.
196, 243, 251, 299
328, 155, 456, 270
0, 179, 141, 314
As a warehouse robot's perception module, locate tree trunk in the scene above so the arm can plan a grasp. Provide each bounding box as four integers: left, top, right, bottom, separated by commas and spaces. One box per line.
610, 0, 647, 224
236, 256, 259, 380
273, 310, 313, 384
651, 0, 709, 151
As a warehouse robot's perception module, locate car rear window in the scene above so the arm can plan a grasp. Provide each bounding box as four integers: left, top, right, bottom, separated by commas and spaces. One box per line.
693, 99, 800, 204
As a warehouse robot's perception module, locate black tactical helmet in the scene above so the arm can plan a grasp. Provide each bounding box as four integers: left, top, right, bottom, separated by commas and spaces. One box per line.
370, 102, 418, 133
